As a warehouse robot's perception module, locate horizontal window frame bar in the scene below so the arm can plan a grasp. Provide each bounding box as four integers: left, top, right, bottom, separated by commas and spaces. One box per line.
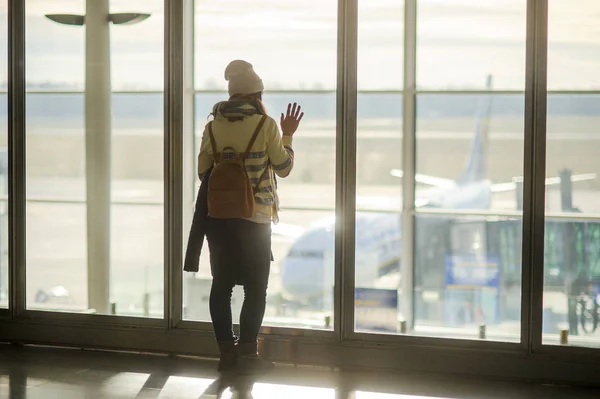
535, 340, 600, 353
347, 330, 521, 352
10, 309, 599, 351
8, 89, 600, 95
11, 197, 600, 220
5, 90, 166, 95
415, 90, 600, 95
415, 208, 600, 220
14, 309, 166, 327
176, 319, 335, 339
4, 196, 163, 206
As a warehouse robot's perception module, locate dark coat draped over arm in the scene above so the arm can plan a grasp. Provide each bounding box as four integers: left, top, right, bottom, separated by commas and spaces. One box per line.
183, 166, 213, 273
183, 165, 275, 275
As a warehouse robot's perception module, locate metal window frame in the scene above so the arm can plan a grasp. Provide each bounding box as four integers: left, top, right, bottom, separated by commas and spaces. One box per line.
347, 0, 419, 344
344, 0, 528, 351
528, 1, 600, 357
7, 0, 26, 320
178, 0, 346, 338
2, 0, 600, 386
0, 0, 176, 330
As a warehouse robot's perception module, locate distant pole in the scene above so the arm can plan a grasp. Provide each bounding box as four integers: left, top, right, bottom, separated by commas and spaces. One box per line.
558, 168, 579, 335
46, 3, 150, 314
515, 179, 523, 211
559, 168, 573, 211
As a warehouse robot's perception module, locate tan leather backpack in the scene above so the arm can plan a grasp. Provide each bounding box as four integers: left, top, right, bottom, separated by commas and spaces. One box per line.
206, 115, 268, 219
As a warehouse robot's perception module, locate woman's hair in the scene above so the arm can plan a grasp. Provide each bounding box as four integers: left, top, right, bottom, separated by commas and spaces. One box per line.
208, 92, 268, 120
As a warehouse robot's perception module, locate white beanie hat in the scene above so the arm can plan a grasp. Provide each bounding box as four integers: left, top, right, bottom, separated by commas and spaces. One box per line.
224, 60, 264, 96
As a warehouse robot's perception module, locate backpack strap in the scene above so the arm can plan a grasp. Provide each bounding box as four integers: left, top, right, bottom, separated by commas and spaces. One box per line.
241, 115, 267, 162
207, 121, 219, 164
253, 162, 271, 193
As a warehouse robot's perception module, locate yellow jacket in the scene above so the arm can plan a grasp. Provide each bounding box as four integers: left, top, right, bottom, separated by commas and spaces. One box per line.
197, 113, 294, 223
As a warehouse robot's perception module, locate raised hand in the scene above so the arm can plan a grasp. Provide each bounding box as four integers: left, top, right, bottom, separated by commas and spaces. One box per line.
280, 102, 304, 136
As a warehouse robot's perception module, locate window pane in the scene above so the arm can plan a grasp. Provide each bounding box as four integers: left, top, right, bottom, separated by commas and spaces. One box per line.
413, 212, 522, 341
26, 0, 85, 90
194, 0, 336, 90
0, 0, 7, 308
417, 0, 526, 90
354, 92, 525, 339
542, 95, 600, 347
25, 0, 164, 317
185, 1, 337, 330
547, 1, 600, 90
353, 1, 404, 336
414, 93, 524, 341
358, 0, 403, 90
356, 93, 403, 209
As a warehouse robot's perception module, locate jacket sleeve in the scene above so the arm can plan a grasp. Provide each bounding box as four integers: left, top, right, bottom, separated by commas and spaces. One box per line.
197, 123, 214, 181
265, 118, 294, 178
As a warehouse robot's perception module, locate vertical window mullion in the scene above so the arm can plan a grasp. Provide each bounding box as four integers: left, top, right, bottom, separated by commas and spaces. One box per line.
521, 0, 548, 353
401, 0, 417, 332
335, 0, 358, 340
164, 0, 185, 328
8, 0, 27, 318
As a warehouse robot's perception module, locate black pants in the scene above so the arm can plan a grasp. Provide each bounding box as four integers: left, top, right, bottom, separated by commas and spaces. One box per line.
206, 218, 271, 344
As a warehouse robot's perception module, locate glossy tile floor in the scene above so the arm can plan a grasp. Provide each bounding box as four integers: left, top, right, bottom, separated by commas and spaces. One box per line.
1, 344, 600, 399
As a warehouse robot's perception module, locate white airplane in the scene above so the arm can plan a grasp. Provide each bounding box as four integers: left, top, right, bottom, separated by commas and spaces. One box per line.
277, 75, 597, 311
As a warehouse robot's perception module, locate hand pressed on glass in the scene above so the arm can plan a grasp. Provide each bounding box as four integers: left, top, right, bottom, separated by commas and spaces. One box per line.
280, 102, 304, 136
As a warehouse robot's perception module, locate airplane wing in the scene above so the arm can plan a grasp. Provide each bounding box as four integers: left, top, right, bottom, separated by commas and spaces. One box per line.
356, 194, 431, 210
415, 198, 432, 208
390, 169, 456, 189
490, 173, 597, 193
356, 195, 402, 211
490, 181, 518, 193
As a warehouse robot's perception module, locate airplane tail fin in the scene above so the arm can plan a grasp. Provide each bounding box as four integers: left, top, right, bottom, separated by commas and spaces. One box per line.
457, 75, 493, 185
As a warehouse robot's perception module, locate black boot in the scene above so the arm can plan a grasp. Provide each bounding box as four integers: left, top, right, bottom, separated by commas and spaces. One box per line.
217, 340, 238, 372
237, 341, 274, 375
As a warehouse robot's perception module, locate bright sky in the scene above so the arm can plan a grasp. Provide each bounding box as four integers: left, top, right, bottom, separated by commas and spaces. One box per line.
0, 0, 598, 90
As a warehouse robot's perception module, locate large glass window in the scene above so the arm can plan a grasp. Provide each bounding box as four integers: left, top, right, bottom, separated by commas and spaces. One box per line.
25, 0, 164, 316
410, 0, 526, 342
184, 0, 337, 329
542, 0, 600, 349
0, 0, 6, 308
359, 92, 526, 341
354, 0, 526, 340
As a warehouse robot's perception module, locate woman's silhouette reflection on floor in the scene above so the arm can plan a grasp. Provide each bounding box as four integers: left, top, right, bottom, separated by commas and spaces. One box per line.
199, 374, 256, 399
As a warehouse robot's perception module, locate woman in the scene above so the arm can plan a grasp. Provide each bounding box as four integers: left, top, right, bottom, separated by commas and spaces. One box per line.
197, 60, 303, 374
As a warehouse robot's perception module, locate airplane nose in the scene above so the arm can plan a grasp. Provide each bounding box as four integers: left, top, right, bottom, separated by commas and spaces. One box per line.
281, 256, 326, 302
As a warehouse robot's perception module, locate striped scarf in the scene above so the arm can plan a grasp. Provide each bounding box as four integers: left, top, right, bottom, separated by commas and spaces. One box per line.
213, 99, 261, 122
